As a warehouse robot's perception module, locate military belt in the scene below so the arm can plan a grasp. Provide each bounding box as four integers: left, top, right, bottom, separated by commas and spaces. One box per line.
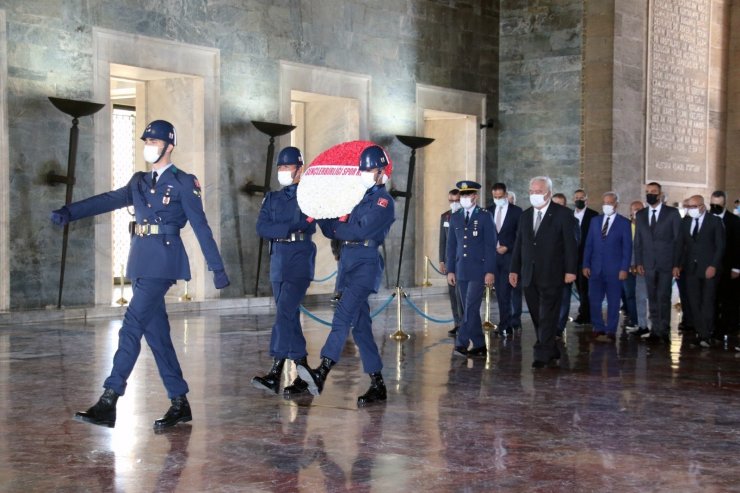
133, 223, 181, 236
273, 233, 312, 243
341, 239, 380, 248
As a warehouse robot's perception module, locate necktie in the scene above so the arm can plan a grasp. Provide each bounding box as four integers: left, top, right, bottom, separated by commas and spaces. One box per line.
534, 210, 542, 235
650, 209, 657, 228
692, 217, 699, 239
496, 206, 503, 232
152, 171, 158, 188
601, 216, 610, 239
465, 211, 470, 226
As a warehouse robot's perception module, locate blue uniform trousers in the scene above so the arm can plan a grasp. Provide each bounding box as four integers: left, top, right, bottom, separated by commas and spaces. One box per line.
455, 280, 486, 349
270, 279, 310, 360
104, 278, 188, 399
588, 274, 623, 333
320, 283, 382, 374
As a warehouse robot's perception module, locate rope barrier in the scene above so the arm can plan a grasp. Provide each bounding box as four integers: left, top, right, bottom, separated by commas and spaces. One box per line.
428, 259, 445, 276
402, 292, 455, 324
298, 292, 397, 327
312, 270, 337, 283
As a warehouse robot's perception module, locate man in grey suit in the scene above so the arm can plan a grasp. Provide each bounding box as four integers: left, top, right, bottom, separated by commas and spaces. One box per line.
673, 195, 725, 347
439, 189, 463, 336
634, 182, 681, 343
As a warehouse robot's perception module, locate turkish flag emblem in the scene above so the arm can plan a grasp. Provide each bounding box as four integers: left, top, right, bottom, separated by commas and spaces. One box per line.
377, 198, 389, 208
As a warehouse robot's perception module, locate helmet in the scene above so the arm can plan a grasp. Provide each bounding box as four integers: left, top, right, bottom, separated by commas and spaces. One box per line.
140, 120, 177, 146
276, 146, 303, 166
358, 145, 389, 171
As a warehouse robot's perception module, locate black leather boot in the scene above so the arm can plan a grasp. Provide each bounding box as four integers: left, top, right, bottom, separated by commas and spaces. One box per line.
357, 372, 387, 405
74, 388, 119, 428
283, 357, 310, 396
251, 358, 286, 394
153, 395, 192, 430
296, 357, 334, 396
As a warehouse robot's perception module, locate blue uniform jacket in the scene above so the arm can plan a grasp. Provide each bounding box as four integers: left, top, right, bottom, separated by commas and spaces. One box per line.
583, 213, 632, 277
318, 184, 395, 292
66, 166, 224, 281
256, 184, 317, 282
446, 206, 497, 281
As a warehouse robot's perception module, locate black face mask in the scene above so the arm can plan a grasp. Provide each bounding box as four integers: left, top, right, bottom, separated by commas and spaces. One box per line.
574, 199, 586, 210
646, 194, 660, 205
709, 204, 724, 215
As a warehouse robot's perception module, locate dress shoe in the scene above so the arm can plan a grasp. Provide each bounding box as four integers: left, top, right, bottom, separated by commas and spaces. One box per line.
467, 346, 487, 358
633, 327, 650, 337
296, 357, 335, 396
452, 346, 469, 358
251, 358, 285, 394
283, 377, 309, 396
153, 395, 192, 430
357, 372, 387, 405
448, 326, 459, 337
74, 388, 118, 428
624, 325, 638, 333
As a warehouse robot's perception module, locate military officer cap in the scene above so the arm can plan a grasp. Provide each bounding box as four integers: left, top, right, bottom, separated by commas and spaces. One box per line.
141, 120, 177, 146
277, 146, 303, 167
455, 181, 481, 194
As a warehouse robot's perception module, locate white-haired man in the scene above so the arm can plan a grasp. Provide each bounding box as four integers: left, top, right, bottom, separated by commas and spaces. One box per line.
510, 176, 578, 368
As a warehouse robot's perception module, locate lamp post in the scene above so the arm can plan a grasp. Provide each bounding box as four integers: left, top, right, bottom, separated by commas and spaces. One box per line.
47, 97, 105, 308
241, 121, 295, 296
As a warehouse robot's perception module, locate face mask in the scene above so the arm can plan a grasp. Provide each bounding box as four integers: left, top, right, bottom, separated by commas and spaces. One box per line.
459, 196, 474, 209
687, 208, 701, 219
602, 204, 615, 216
646, 193, 660, 206
530, 194, 546, 208
143, 144, 162, 164
574, 199, 586, 210
494, 198, 508, 207
277, 170, 294, 187
359, 171, 377, 189
709, 204, 723, 215
450, 202, 462, 213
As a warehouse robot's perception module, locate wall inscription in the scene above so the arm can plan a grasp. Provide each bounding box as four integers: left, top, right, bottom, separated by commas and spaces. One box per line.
646, 0, 710, 186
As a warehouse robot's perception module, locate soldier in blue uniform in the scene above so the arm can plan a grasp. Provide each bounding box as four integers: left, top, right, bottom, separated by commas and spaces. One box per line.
296, 145, 395, 405
445, 181, 496, 357
252, 146, 316, 397
50, 120, 230, 430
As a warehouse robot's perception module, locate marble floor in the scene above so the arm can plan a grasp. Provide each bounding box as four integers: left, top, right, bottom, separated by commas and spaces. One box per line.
0, 293, 739, 492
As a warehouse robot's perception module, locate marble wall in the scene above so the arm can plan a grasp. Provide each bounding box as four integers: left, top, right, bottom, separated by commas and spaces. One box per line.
2, 1, 499, 309
498, 0, 584, 203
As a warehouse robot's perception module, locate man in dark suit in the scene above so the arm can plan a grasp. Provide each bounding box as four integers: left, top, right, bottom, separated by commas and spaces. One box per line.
582, 192, 632, 342
573, 189, 599, 325
486, 182, 522, 337
673, 195, 725, 347
439, 189, 464, 336
510, 176, 578, 367
634, 182, 681, 343
709, 191, 740, 337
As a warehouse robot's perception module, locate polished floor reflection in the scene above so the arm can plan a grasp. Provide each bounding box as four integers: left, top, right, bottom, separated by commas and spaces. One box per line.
0, 294, 739, 492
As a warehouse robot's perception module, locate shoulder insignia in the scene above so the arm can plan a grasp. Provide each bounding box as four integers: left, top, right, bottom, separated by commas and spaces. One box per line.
193, 178, 201, 189
377, 197, 388, 208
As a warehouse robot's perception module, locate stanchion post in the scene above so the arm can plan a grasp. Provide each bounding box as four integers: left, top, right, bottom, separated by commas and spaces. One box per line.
390, 286, 410, 341
482, 286, 496, 330
180, 281, 192, 302
115, 264, 128, 306
422, 256, 432, 287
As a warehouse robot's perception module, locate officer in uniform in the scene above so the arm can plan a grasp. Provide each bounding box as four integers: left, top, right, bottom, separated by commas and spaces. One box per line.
51, 120, 230, 430
252, 147, 316, 396
445, 181, 496, 357
296, 145, 395, 405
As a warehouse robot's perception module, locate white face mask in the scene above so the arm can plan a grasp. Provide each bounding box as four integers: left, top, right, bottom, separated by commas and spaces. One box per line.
459, 196, 474, 210
143, 144, 162, 164
359, 171, 377, 189
450, 202, 462, 213
494, 198, 508, 207
530, 194, 547, 208
687, 207, 701, 219
602, 204, 615, 216
277, 170, 294, 187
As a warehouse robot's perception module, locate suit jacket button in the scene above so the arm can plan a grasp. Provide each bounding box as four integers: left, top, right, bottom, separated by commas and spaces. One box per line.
143, 218, 148, 223
463, 245, 467, 248
464, 236, 468, 239
166, 241, 170, 245
147, 204, 152, 208
463, 253, 467, 257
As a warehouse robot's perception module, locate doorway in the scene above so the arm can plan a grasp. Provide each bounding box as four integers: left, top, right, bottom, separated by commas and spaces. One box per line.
290, 90, 360, 296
